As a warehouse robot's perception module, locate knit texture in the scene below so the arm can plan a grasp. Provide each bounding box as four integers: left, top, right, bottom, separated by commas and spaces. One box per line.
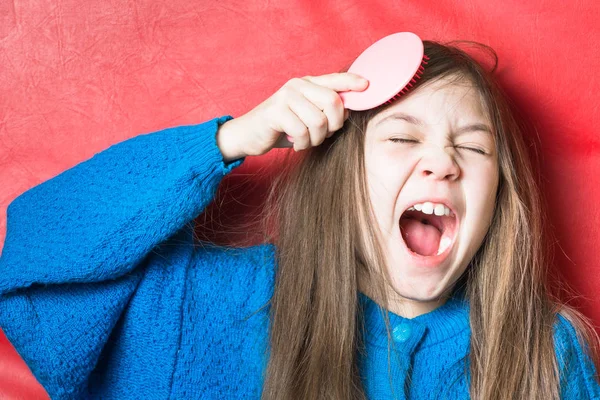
0, 117, 598, 399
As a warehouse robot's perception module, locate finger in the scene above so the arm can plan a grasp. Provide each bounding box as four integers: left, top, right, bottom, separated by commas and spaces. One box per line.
288, 94, 329, 147
303, 73, 369, 92
295, 81, 345, 134
326, 109, 351, 139
277, 106, 310, 151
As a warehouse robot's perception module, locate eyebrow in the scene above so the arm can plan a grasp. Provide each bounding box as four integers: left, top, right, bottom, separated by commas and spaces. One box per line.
375, 111, 493, 136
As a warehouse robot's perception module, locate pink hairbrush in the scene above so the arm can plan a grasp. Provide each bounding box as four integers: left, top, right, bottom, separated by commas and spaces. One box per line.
339, 32, 429, 111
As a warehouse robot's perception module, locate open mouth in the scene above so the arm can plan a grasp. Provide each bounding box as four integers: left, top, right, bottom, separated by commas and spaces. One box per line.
399, 202, 459, 258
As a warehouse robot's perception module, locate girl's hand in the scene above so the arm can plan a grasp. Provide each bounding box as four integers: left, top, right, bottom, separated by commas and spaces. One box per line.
216, 73, 369, 162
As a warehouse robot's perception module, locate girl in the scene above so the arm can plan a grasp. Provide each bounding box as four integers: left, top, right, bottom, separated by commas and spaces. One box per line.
1, 41, 599, 399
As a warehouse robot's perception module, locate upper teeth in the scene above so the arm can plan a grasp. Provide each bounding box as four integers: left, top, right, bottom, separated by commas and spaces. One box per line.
407, 202, 452, 216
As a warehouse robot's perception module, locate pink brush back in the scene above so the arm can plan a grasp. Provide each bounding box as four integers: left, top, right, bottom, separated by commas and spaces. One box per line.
340, 32, 425, 111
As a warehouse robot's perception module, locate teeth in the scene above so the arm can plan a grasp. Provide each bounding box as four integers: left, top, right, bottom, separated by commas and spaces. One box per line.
406, 201, 453, 217
437, 236, 452, 255
434, 204, 445, 216
421, 202, 434, 214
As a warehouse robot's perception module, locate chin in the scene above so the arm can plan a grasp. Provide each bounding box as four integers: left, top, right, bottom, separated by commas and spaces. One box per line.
391, 281, 446, 302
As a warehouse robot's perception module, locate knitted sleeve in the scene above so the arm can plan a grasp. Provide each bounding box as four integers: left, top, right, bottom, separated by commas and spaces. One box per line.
554, 314, 600, 399
0, 116, 243, 398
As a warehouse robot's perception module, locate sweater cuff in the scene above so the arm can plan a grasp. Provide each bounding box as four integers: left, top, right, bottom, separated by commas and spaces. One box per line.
173, 115, 245, 179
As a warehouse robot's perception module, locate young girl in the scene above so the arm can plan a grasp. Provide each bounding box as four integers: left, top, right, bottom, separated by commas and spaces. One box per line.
0, 41, 598, 399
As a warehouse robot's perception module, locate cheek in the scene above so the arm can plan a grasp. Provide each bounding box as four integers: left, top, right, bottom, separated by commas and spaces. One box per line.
365, 144, 415, 193
465, 163, 499, 235
365, 154, 412, 226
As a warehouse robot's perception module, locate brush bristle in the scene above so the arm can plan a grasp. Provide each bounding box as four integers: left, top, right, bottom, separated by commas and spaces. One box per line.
383, 54, 430, 105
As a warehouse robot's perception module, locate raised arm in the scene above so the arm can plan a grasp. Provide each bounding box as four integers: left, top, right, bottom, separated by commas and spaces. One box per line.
0, 116, 242, 398
0, 72, 368, 398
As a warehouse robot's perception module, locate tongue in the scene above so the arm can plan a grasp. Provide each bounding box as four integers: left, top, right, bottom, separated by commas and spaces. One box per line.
400, 218, 442, 256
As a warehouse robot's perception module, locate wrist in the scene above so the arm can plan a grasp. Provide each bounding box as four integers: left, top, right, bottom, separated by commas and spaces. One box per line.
217, 119, 247, 162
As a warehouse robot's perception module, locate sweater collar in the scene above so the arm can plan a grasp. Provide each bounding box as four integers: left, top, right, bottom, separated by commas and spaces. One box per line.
358, 290, 470, 350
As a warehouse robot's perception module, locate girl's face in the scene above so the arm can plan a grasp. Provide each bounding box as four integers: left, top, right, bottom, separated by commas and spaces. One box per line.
363, 76, 499, 316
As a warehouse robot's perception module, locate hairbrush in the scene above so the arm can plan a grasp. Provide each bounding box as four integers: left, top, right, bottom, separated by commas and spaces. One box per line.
339, 32, 429, 111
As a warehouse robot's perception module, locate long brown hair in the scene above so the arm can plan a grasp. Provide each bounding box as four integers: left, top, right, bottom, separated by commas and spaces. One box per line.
260, 41, 599, 399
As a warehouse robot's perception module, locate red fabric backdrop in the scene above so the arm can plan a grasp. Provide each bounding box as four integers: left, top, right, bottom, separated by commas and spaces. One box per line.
1, 1, 599, 397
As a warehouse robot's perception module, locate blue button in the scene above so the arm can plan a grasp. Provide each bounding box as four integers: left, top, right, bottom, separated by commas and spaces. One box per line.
392, 323, 412, 343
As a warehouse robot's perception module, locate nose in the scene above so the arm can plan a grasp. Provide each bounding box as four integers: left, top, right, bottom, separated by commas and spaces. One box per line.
418, 146, 460, 181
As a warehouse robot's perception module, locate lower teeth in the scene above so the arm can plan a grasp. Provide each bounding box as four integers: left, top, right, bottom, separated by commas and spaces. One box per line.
436, 236, 452, 255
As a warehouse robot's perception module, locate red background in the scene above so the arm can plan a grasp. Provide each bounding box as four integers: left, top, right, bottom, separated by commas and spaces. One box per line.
1, 1, 599, 397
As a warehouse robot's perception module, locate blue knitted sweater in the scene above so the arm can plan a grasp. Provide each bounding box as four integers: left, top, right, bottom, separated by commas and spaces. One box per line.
1, 116, 599, 399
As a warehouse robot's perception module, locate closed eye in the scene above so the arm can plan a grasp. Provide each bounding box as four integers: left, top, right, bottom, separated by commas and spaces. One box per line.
390, 139, 488, 155
457, 146, 487, 155
389, 138, 418, 144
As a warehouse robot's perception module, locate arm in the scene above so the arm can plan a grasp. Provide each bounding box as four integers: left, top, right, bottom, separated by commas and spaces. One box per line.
0, 72, 367, 398
0, 116, 240, 292
0, 116, 242, 398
